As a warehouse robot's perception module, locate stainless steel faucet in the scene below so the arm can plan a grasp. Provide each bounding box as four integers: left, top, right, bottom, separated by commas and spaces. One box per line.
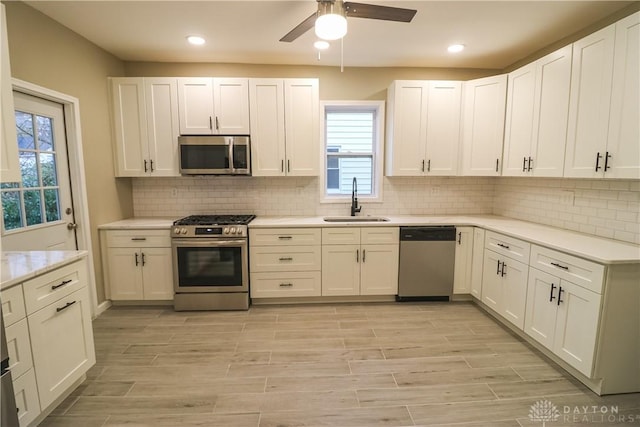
351, 177, 361, 216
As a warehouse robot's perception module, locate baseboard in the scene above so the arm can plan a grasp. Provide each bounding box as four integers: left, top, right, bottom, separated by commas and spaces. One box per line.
94, 300, 112, 318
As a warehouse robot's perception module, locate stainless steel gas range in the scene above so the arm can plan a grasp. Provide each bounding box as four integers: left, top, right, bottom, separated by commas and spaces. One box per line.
171, 214, 255, 311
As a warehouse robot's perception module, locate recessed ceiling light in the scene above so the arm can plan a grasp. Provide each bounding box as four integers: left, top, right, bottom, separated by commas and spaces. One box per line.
314, 40, 330, 50
187, 35, 206, 46
448, 44, 465, 53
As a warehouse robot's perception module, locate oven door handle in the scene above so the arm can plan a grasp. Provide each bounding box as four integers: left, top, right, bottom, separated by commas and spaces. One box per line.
172, 239, 247, 248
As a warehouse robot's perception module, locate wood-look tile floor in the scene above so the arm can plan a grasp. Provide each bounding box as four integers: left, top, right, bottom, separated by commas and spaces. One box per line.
41, 302, 640, 426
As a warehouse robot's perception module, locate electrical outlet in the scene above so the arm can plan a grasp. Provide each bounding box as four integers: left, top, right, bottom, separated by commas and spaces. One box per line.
559, 190, 574, 206
170, 188, 178, 198
431, 186, 440, 196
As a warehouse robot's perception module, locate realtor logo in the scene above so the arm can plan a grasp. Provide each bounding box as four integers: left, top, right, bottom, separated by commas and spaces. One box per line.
529, 399, 560, 426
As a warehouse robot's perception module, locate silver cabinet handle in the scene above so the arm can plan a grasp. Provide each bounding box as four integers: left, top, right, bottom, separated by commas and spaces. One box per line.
362, 249, 366, 262
131, 237, 147, 241
278, 236, 292, 240
279, 257, 293, 262
209, 116, 213, 130
356, 249, 359, 263
144, 159, 148, 172
150, 159, 154, 172
279, 283, 293, 287
551, 262, 569, 270
135, 253, 139, 266
427, 159, 431, 172
215, 116, 220, 131
497, 243, 510, 250
421, 159, 425, 172
56, 300, 76, 313
52, 279, 72, 290
141, 252, 146, 266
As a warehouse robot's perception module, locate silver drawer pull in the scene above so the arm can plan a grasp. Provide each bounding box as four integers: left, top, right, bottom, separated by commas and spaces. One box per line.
497, 243, 510, 250
56, 300, 76, 313
278, 236, 293, 240
550, 262, 569, 270
279, 283, 293, 287
279, 257, 293, 261
52, 279, 72, 290
131, 237, 147, 241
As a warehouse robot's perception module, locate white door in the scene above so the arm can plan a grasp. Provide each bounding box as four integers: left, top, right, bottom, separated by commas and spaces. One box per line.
606, 11, 640, 179
110, 78, 147, 177
213, 78, 250, 135
321, 244, 360, 296
453, 227, 474, 294
249, 79, 286, 176
564, 24, 615, 178
481, 249, 502, 311
524, 268, 559, 350
360, 244, 399, 295
145, 78, 180, 176
425, 81, 462, 175
140, 247, 174, 300
177, 77, 214, 135
1, 92, 76, 250
284, 79, 319, 176
106, 247, 144, 300
501, 258, 528, 329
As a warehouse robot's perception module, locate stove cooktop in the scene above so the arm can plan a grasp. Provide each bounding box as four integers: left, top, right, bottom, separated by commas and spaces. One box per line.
173, 214, 256, 226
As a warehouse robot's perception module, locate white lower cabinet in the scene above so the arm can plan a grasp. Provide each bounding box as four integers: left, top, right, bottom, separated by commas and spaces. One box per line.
101, 229, 174, 301
525, 267, 601, 377
453, 227, 474, 294
482, 233, 529, 329
321, 228, 399, 297
1, 257, 95, 425
249, 228, 322, 298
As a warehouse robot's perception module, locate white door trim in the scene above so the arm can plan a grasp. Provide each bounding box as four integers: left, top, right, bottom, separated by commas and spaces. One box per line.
11, 78, 102, 318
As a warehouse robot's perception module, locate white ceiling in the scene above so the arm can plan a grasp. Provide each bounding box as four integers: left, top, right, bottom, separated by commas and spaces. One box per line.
25, 1, 634, 69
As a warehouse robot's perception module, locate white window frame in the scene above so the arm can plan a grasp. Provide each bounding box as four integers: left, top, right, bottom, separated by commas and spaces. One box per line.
319, 100, 385, 204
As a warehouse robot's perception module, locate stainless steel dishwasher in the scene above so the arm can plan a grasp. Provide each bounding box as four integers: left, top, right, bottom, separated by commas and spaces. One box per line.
397, 226, 456, 301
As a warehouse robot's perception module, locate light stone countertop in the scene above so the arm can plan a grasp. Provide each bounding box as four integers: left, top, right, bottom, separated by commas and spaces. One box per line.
97, 215, 640, 265
1, 250, 88, 291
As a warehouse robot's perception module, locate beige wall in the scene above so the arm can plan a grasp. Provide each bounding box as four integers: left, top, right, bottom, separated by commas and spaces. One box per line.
124, 62, 497, 100
3, 1, 131, 303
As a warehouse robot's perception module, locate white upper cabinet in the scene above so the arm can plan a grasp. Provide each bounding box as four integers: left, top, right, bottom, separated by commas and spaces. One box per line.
1, 3, 19, 183
110, 77, 180, 177
177, 77, 250, 135
461, 74, 507, 176
605, 11, 639, 179
503, 46, 572, 177
385, 80, 462, 176
249, 78, 319, 177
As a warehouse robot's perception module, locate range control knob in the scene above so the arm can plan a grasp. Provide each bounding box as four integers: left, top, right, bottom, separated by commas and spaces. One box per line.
230, 227, 237, 234
181, 228, 187, 234
223, 227, 230, 234
173, 227, 180, 234
237, 228, 244, 236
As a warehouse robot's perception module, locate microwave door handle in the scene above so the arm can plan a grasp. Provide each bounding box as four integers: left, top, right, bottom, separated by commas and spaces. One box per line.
228, 138, 234, 172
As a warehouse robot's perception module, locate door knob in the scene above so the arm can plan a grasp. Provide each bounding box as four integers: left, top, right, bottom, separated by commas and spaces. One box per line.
67, 223, 78, 230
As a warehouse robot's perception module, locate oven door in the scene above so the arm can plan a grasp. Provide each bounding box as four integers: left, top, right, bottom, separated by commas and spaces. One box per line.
172, 238, 248, 293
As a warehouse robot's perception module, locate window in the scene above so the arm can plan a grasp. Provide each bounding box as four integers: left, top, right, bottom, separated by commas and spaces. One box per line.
321, 101, 384, 201
1, 110, 62, 231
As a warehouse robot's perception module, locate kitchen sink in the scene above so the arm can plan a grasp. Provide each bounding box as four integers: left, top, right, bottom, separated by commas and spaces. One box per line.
323, 216, 390, 222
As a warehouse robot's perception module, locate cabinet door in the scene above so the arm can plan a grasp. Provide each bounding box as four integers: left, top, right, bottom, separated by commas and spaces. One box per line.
4, 318, 33, 379
606, 12, 640, 179
360, 244, 399, 295
564, 25, 615, 178
502, 62, 536, 177
425, 81, 462, 175
177, 78, 214, 135
322, 244, 360, 296
110, 77, 147, 177
28, 286, 95, 409
524, 268, 559, 349
13, 368, 40, 427
385, 81, 428, 176
500, 258, 528, 330
249, 79, 286, 176
553, 280, 601, 376
144, 78, 180, 176
531, 45, 572, 177
470, 228, 485, 299
461, 74, 507, 176
106, 247, 144, 300
453, 227, 474, 294
0, 4, 19, 183
213, 78, 250, 135
481, 249, 502, 311
140, 247, 174, 300
284, 79, 319, 176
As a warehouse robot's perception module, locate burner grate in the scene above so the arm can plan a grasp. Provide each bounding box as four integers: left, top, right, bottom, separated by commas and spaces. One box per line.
173, 214, 256, 226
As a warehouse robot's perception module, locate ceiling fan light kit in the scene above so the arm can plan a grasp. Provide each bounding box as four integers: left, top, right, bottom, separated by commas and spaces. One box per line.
315, 0, 347, 40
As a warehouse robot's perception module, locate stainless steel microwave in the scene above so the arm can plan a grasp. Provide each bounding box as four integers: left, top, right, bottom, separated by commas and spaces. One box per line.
178, 136, 251, 175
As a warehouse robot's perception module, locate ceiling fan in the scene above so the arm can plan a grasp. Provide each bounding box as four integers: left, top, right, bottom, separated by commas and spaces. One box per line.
280, 0, 417, 42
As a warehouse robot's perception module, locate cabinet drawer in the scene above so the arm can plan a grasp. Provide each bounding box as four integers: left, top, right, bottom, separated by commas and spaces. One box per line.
1, 285, 26, 326
485, 231, 530, 262
361, 227, 399, 245
5, 318, 33, 379
105, 229, 171, 248
13, 368, 41, 427
23, 260, 87, 315
322, 228, 361, 245
250, 228, 321, 246
250, 271, 321, 298
530, 245, 605, 294
250, 246, 321, 272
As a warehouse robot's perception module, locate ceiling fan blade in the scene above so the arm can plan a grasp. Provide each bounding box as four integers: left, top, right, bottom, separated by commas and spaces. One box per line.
280, 12, 317, 42
344, 2, 417, 22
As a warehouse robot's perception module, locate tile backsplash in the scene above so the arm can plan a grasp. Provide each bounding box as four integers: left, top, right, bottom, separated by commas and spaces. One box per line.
132, 176, 639, 245
493, 178, 640, 244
